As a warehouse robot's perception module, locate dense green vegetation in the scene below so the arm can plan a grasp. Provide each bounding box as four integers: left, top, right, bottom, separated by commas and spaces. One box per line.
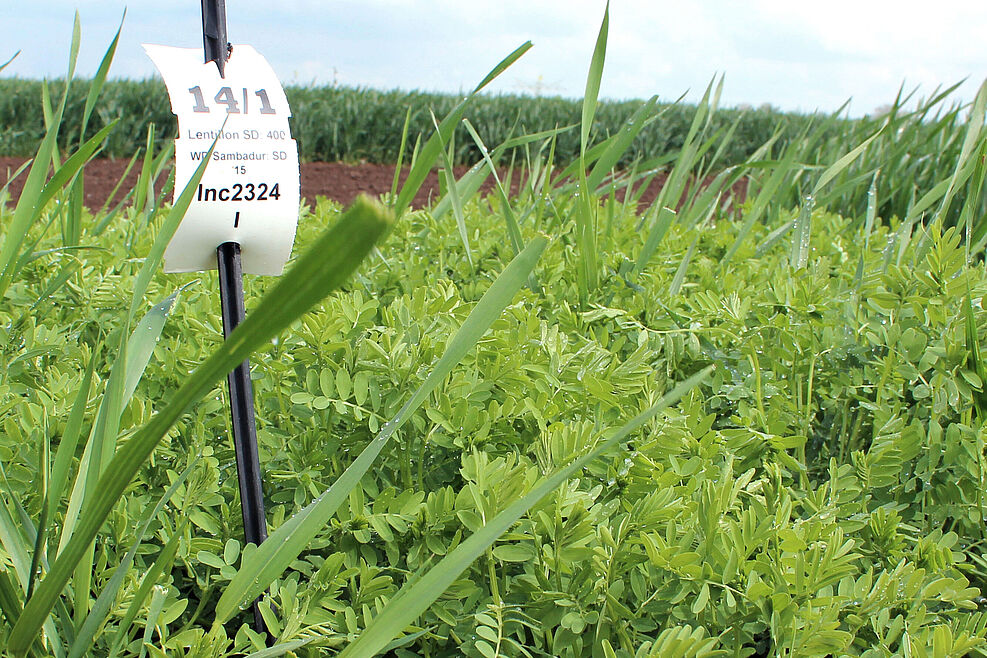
1, 76, 983, 236
4, 8, 987, 658
0, 77, 790, 165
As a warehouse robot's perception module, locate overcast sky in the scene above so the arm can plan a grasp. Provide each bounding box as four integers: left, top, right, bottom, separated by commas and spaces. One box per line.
2, 1, 985, 117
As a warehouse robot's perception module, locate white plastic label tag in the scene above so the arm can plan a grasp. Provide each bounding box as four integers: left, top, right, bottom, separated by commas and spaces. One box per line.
143, 43, 299, 275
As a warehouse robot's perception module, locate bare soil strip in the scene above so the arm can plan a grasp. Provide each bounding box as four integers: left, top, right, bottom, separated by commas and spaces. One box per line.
0, 157, 745, 212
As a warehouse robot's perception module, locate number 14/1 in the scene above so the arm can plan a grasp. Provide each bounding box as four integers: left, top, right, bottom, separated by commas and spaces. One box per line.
188, 86, 276, 115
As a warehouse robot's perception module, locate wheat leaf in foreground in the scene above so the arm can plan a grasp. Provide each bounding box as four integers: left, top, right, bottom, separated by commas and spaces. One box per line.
7, 196, 393, 656
213, 235, 549, 625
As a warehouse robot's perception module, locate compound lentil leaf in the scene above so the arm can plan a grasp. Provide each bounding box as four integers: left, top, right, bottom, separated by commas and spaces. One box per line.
66, 460, 197, 658
105, 520, 183, 658
7, 196, 394, 656
212, 235, 548, 625
338, 366, 713, 658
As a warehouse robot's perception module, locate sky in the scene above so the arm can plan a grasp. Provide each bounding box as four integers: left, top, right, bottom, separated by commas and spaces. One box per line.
2, 0, 986, 117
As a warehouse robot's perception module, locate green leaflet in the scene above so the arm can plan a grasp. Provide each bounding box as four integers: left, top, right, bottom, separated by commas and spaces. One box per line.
66, 460, 197, 658
338, 367, 712, 658
6, 197, 393, 656
213, 235, 549, 625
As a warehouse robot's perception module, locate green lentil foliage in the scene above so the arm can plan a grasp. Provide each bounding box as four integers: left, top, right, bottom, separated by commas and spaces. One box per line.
5, 13, 987, 658
6, 177, 987, 656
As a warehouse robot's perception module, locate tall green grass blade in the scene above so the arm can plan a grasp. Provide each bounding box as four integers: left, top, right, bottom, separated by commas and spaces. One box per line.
66, 179, 85, 247
0, 461, 63, 655
580, 2, 609, 158
394, 42, 530, 217
811, 123, 885, 199
710, 90, 743, 158
790, 196, 816, 269
26, 431, 50, 600
462, 119, 523, 255
432, 126, 570, 223
965, 140, 987, 257
213, 236, 548, 625
721, 140, 798, 267
472, 41, 533, 94
140, 587, 167, 658
47, 351, 96, 527
556, 129, 623, 182
41, 81, 54, 138
79, 11, 123, 139
680, 168, 734, 229
756, 218, 796, 257
569, 1, 609, 300
863, 170, 881, 250
0, 50, 19, 72
64, 286, 187, 626
966, 293, 987, 419
431, 162, 487, 221
934, 79, 987, 226
635, 204, 676, 272
55, 132, 222, 558
122, 287, 192, 416
0, 567, 22, 626
0, 120, 116, 291
133, 125, 156, 215
908, 178, 953, 224
0, 463, 58, 658
573, 181, 599, 300
882, 215, 916, 272
432, 111, 472, 267
7, 197, 393, 655
634, 81, 721, 273
854, 171, 880, 289
683, 78, 716, 148
910, 157, 980, 264
338, 366, 713, 658
394, 103, 465, 217
37, 122, 116, 212
389, 106, 412, 205
0, 464, 32, 591
66, 13, 80, 82
0, 113, 64, 301
670, 233, 699, 296
63, 12, 123, 245
0, 159, 31, 205
95, 150, 140, 221
585, 95, 657, 191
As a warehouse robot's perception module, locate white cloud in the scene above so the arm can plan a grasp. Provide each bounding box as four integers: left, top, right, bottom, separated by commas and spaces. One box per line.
0, 0, 984, 116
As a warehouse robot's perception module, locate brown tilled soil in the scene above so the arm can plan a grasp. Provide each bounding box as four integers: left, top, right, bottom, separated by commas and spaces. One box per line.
0, 157, 746, 212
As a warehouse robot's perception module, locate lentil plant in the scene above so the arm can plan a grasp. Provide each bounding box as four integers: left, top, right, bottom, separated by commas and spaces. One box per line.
4, 6, 987, 658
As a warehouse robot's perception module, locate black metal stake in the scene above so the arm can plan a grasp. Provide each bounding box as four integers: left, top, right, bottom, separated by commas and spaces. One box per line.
202, 0, 269, 636
201, 0, 229, 77
216, 242, 269, 635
